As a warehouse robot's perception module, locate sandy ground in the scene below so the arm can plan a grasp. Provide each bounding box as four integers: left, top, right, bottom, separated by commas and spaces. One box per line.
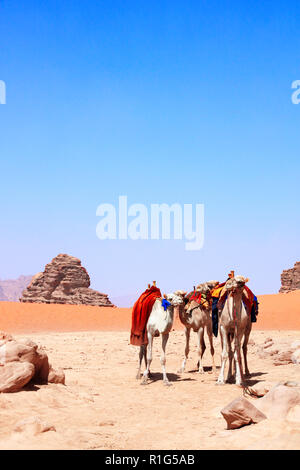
0, 329, 299, 450
0, 291, 299, 450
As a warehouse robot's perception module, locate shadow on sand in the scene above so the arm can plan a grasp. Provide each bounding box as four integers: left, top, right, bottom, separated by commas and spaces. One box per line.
243, 371, 268, 387
142, 372, 196, 384
22, 383, 41, 392
188, 365, 217, 373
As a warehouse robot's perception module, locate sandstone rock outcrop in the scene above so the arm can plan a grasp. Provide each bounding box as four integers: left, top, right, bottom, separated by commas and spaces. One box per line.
246, 381, 274, 397
20, 254, 114, 307
255, 383, 300, 420
0, 332, 65, 393
48, 366, 65, 385
255, 337, 297, 365
220, 397, 267, 430
0, 362, 35, 393
221, 383, 300, 430
1, 339, 50, 382
279, 262, 300, 293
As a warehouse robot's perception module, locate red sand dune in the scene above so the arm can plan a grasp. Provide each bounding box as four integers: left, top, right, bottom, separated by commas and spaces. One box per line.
0, 291, 299, 334
252, 290, 300, 330
0, 302, 131, 334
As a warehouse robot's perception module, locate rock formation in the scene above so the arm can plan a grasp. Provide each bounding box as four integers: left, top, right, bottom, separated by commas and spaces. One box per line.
279, 262, 300, 293
254, 336, 300, 366
20, 254, 114, 307
0, 332, 65, 393
255, 383, 300, 420
221, 383, 300, 430
221, 397, 267, 430
0, 275, 33, 301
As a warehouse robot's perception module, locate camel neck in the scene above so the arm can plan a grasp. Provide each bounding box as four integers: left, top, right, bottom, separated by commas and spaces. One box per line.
230, 290, 243, 316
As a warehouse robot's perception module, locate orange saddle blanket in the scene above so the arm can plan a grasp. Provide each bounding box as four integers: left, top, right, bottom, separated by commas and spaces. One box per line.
130, 286, 162, 346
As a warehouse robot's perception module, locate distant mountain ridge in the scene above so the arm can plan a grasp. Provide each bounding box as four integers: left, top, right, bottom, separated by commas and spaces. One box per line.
0, 275, 33, 301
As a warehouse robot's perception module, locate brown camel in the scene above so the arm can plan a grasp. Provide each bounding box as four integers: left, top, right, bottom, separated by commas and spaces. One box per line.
216, 275, 252, 386
177, 282, 218, 374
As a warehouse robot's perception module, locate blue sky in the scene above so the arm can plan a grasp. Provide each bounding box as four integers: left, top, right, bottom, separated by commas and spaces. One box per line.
0, 1, 299, 303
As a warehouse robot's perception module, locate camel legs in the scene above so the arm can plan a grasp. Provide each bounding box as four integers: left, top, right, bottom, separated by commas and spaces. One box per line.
206, 322, 216, 373
218, 328, 245, 386
178, 327, 191, 373
136, 344, 147, 379
217, 325, 228, 384
142, 332, 153, 384
197, 327, 206, 374
161, 333, 171, 386
226, 334, 234, 383
242, 323, 252, 377
233, 330, 244, 386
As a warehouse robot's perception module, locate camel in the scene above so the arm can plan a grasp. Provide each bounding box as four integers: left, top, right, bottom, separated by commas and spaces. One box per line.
138, 292, 184, 386
216, 275, 252, 386
178, 282, 218, 375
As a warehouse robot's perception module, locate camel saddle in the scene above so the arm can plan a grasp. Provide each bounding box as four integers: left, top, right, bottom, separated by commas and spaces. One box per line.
130, 286, 162, 346
190, 291, 212, 309
211, 283, 258, 338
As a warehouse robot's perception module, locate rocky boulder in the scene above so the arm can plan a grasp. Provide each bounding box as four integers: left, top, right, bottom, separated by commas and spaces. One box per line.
255, 336, 300, 366
0, 332, 65, 393
48, 366, 65, 385
279, 262, 300, 293
0, 362, 35, 393
255, 383, 300, 420
221, 383, 300, 431
220, 397, 267, 430
20, 254, 114, 307
246, 381, 275, 397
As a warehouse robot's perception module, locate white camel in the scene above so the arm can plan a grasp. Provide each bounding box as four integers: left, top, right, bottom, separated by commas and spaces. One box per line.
217, 275, 252, 386
137, 292, 184, 386
178, 282, 218, 375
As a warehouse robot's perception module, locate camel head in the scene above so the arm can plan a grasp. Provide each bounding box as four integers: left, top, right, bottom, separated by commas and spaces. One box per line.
206, 280, 219, 290
183, 283, 210, 317
173, 290, 188, 306
165, 292, 185, 307
174, 290, 187, 298
225, 275, 248, 293
185, 300, 199, 318
195, 282, 211, 295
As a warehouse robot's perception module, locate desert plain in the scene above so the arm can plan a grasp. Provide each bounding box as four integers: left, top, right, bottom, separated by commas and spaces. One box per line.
0, 291, 299, 450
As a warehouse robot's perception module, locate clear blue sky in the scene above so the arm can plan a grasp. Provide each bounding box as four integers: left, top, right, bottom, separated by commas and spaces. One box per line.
0, 1, 299, 302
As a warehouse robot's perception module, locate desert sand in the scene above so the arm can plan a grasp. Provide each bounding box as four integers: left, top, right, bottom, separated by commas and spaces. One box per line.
0, 291, 299, 450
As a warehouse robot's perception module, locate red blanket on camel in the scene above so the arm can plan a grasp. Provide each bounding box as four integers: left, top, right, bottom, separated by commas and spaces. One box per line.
130, 286, 162, 346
